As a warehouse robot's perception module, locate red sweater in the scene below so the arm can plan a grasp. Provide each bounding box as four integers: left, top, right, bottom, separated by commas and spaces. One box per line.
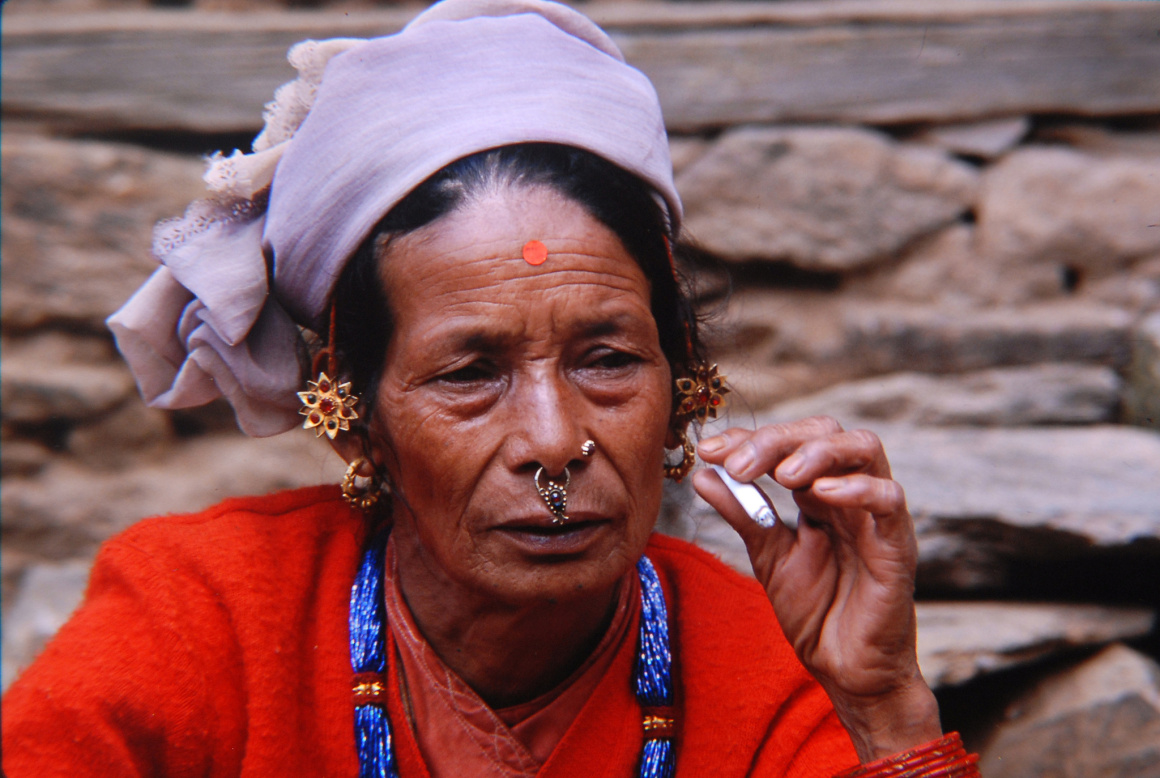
2, 485, 857, 777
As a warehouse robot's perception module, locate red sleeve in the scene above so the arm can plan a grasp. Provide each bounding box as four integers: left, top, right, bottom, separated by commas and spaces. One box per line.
2, 536, 245, 778
754, 697, 859, 777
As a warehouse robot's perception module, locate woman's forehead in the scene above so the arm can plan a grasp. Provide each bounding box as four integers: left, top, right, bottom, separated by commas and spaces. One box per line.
378, 188, 651, 310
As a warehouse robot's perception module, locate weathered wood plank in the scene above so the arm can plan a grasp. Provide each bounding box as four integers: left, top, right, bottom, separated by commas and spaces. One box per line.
629, 11, 1160, 130
3, 1, 1158, 134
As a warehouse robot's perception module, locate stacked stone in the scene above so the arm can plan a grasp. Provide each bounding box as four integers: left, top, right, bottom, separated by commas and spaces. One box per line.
3, 2, 1159, 774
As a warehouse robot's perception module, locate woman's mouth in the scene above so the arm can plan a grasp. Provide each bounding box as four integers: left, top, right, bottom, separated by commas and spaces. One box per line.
492, 517, 609, 555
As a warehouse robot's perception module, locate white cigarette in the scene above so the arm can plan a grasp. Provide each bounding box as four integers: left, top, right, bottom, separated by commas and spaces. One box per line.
709, 465, 778, 528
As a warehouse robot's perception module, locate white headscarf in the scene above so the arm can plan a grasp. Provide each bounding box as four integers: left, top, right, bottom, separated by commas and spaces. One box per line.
107, 0, 680, 436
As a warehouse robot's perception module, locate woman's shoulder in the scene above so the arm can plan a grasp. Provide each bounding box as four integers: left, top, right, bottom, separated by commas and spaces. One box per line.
2, 485, 367, 775
89, 484, 369, 620
109, 484, 362, 564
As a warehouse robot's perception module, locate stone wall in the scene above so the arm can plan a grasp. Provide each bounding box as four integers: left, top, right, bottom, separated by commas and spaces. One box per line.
3, 2, 1160, 772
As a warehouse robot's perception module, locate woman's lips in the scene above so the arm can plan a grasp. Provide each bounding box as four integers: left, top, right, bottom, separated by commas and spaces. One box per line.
491, 515, 610, 555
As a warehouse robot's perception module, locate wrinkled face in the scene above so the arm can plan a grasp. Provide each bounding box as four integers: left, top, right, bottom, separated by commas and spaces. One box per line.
369, 186, 673, 605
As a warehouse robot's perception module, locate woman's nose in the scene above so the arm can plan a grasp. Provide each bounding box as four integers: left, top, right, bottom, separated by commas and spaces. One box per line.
509, 371, 583, 475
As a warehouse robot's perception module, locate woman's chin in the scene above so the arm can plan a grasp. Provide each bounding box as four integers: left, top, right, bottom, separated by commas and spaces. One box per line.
466, 517, 645, 604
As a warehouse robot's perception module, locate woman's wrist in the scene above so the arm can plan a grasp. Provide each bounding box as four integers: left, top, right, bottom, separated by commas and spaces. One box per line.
825, 675, 944, 764
834, 732, 980, 778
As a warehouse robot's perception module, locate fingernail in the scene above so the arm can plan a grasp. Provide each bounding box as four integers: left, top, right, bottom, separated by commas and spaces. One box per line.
780, 453, 804, 479
699, 436, 726, 454
725, 447, 754, 477
814, 478, 846, 494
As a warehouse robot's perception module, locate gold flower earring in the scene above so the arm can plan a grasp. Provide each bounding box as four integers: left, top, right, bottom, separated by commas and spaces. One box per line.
665, 363, 730, 482
674, 363, 729, 423
298, 302, 360, 439
299, 373, 358, 439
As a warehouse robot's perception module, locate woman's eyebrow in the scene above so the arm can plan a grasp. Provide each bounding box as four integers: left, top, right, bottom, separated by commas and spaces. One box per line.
577, 319, 622, 339
433, 326, 518, 354
426, 310, 650, 351
573, 313, 651, 339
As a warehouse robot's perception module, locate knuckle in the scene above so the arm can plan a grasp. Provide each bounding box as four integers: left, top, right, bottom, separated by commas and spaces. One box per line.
888, 479, 906, 505
803, 415, 844, 435
752, 424, 788, 449
797, 435, 837, 462
847, 428, 883, 451
877, 478, 905, 507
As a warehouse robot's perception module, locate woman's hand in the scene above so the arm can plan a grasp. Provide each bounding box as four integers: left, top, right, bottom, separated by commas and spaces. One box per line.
692, 416, 942, 763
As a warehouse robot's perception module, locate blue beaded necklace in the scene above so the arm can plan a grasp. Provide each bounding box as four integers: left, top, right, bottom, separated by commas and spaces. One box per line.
349, 536, 675, 778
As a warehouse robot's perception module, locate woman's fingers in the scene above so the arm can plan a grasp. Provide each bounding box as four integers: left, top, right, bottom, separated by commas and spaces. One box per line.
812, 473, 905, 515
698, 416, 845, 481
795, 473, 914, 549
777, 428, 893, 488
699, 419, 892, 487
697, 418, 915, 584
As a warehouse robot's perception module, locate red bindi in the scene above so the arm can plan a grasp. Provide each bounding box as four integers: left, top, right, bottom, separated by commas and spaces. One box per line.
522, 240, 548, 266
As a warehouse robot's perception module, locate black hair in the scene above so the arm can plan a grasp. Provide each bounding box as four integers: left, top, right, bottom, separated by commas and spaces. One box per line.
328, 143, 706, 425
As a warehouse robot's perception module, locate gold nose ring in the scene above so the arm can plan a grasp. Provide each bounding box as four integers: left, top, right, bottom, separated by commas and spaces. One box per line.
581, 440, 596, 457
534, 467, 571, 524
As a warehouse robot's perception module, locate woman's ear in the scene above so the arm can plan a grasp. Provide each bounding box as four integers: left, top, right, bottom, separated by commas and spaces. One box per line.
326, 429, 365, 468
664, 419, 688, 451
326, 427, 386, 478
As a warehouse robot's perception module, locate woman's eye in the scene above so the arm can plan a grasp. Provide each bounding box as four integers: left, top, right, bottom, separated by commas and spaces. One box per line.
438, 363, 494, 384
588, 350, 640, 370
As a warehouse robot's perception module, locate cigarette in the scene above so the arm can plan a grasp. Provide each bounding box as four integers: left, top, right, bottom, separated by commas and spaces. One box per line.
709, 465, 778, 528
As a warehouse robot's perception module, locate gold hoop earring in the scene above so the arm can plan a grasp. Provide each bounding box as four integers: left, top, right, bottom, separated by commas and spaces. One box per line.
342, 457, 383, 511
663, 432, 696, 482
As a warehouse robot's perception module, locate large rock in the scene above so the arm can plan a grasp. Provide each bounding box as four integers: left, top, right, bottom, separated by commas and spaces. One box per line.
1084, 254, 1160, 314
883, 424, 1160, 545
0, 439, 53, 478
847, 223, 1075, 308
855, 146, 1160, 309
980, 644, 1160, 777
767, 364, 1121, 428
667, 136, 710, 175
838, 302, 1133, 375
1125, 312, 1160, 430
0, 432, 345, 562
712, 294, 1133, 408
0, 133, 206, 331
677, 127, 977, 271
978, 146, 1160, 281
883, 425, 1160, 592
66, 400, 175, 469
916, 603, 1154, 689
911, 116, 1030, 160
1, 333, 136, 425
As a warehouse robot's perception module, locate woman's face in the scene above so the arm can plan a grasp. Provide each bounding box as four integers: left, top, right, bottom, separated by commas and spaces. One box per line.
369, 186, 673, 606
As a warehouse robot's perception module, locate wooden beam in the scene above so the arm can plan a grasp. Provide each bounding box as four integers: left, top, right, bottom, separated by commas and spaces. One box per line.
3, 1, 1158, 135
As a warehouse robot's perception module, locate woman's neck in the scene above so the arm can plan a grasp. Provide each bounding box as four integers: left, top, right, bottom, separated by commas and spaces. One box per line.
389, 533, 625, 709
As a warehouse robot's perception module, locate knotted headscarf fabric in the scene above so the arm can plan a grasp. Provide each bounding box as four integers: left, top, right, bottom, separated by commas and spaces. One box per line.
107, 0, 681, 437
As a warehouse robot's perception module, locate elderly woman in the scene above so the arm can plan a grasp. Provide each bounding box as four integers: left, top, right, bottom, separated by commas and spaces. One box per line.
2, 2, 979, 776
